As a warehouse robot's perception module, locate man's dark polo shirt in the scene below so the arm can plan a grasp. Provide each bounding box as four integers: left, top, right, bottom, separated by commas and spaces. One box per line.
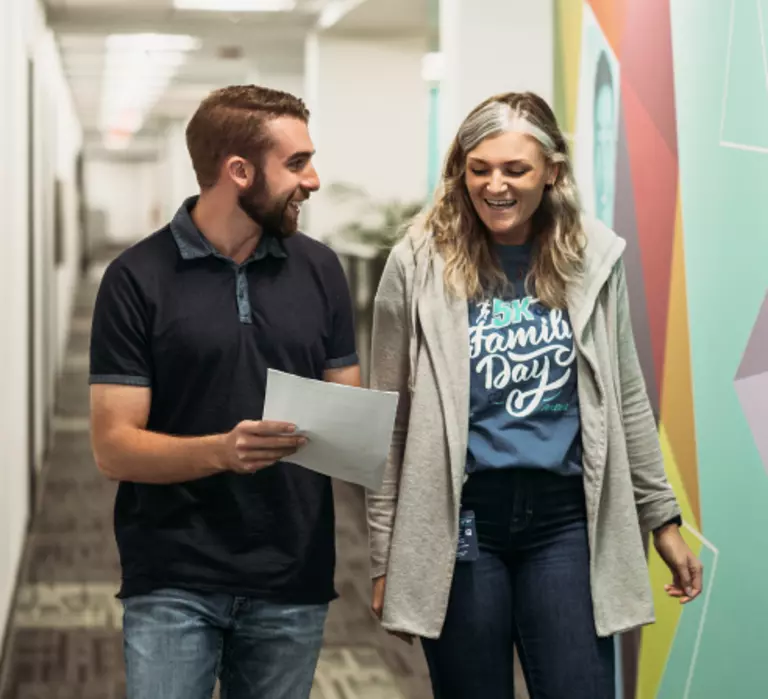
89, 197, 358, 603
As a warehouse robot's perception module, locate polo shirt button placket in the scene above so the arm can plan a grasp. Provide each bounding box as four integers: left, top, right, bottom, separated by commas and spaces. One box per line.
236, 267, 250, 324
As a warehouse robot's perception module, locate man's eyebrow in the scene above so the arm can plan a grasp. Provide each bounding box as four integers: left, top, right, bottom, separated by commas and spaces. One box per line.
285, 150, 315, 163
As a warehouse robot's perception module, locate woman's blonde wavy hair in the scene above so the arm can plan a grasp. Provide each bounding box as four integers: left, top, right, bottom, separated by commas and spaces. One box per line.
424, 92, 585, 308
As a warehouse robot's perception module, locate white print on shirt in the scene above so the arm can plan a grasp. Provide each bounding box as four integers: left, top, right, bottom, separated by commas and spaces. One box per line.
469, 297, 576, 419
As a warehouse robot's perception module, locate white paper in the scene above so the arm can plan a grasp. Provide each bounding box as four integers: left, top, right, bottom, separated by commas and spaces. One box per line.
262, 369, 399, 491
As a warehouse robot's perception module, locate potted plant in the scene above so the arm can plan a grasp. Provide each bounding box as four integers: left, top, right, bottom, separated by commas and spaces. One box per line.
324, 183, 425, 260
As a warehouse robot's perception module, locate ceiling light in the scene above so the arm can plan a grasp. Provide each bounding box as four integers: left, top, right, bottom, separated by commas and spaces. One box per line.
174, 0, 296, 11
99, 33, 200, 150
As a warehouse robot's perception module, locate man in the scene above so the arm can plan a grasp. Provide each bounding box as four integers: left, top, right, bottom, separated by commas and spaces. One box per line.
89, 85, 360, 699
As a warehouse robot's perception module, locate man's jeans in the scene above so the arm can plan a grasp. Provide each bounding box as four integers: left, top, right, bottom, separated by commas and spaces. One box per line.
122, 588, 328, 699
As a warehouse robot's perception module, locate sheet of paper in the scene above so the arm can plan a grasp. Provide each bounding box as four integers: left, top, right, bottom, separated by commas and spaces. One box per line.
262, 369, 399, 491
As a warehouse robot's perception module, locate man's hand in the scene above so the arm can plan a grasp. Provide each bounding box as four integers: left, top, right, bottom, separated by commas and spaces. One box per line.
654, 524, 703, 604
223, 420, 307, 474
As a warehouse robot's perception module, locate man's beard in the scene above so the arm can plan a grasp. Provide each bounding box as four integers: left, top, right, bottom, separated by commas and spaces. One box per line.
238, 179, 300, 239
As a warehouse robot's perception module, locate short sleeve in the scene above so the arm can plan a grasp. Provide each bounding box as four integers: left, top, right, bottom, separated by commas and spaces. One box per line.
89, 259, 153, 387
323, 253, 359, 370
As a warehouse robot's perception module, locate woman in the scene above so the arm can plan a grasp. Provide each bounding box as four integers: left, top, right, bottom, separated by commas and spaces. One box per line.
365, 92, 702, 699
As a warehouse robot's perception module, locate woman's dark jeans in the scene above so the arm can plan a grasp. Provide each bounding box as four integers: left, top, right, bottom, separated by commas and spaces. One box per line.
421, 468, 615, 699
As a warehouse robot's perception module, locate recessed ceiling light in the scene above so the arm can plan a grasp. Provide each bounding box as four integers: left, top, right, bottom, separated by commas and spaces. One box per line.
99, 34, 200, 149
173, 0, 296, 11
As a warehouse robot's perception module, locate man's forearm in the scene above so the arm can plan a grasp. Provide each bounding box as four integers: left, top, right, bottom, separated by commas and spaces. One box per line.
94, 427, 227, 484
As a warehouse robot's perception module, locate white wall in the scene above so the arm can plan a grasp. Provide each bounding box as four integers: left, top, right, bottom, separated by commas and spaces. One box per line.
304, 34, 430, 239
53, 70, 86, 365
38, 28, 88, 367
0, 0, 32, 662
0, 0, 83, 659
34, 29, 85, 459
85, 160, 162, 244
438, 0, 554, 162
157, 120, 199, 224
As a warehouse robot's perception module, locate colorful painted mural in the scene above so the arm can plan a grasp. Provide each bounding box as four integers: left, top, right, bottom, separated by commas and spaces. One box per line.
555, 0, 768, 697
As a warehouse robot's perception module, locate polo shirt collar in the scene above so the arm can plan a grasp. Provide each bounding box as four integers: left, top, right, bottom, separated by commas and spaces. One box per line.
170, 195, 288, 263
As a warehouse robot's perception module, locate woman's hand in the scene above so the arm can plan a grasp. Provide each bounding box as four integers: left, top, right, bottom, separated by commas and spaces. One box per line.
371, 575, 414, 644
371, 575, 387, 619
653, 524, 703, 604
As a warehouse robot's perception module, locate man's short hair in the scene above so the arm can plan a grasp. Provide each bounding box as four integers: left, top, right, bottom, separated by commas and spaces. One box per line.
186, 85, 310, 189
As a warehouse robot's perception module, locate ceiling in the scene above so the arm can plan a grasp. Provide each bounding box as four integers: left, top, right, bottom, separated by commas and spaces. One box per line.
47, 0, 316, 158
46, 0, 427, 160
330, 0, 428, 37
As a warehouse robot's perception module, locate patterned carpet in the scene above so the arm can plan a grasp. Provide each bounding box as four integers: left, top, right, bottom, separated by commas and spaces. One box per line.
0, 266, 434, 699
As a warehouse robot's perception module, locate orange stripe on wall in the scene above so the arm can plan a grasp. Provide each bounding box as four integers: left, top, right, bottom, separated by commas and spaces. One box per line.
659, 187, 701, 528
587, 0, 629, 55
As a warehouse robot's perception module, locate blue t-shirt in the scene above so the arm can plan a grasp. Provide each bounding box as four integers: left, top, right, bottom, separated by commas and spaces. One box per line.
466, 243, 583, 476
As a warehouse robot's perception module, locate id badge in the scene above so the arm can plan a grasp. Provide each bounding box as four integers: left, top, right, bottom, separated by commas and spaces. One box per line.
456, 510, 480, 562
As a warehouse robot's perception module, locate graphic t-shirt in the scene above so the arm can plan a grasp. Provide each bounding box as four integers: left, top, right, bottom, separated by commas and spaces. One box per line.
466, 242, 583, 476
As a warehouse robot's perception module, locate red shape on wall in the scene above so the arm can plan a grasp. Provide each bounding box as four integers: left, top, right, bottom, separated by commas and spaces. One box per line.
620, 0, 678, 155
621, 80, 679, 395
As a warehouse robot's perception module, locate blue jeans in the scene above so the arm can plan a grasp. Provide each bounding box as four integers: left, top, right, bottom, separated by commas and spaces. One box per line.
122, 588, 328, 699
422, 469, 615, 699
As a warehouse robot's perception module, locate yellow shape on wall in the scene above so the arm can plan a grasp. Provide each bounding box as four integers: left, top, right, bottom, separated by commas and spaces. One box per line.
637, 425, 701, 699
554, 0, 583, 135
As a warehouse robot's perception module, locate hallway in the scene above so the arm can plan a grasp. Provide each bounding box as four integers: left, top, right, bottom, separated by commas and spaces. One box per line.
0, 261, 431, 699
4, 0, 767, 696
